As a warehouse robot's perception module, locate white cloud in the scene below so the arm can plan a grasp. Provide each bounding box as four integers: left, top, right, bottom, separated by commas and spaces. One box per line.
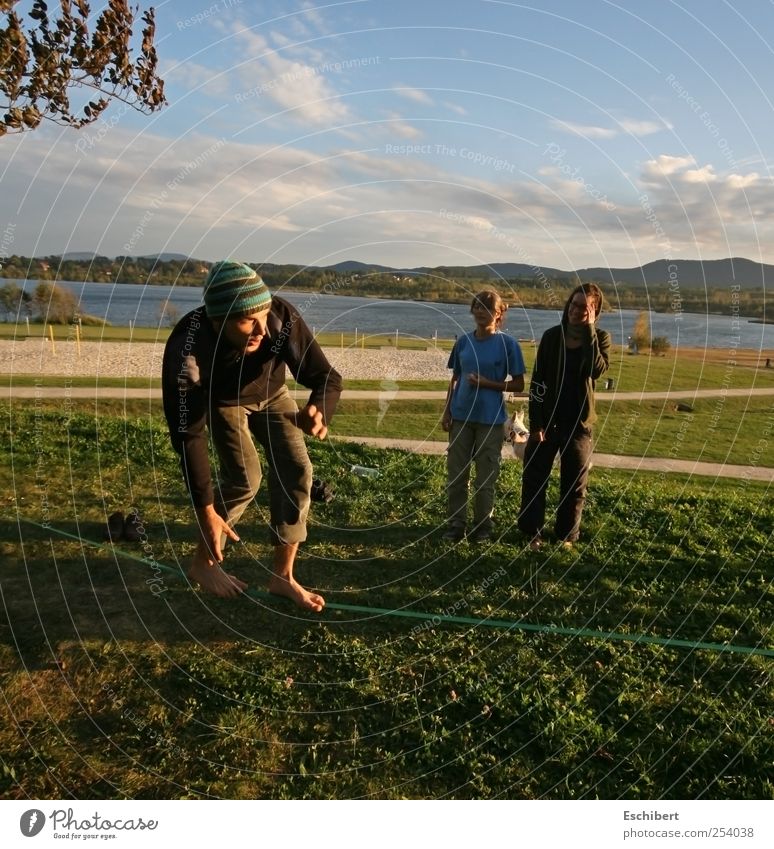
618, 118, 671, 136
9, 119, 774, 270
551, 117, 669, 140
550, 119, 618, 139
160, 60, 231, 98
270, 30, 293, 47
726, 173, 760, 189
230, 28, 352, 125
298, 2, 329, 34
621, 155, 774, 259
396, 87, 434, 105
681, 165, 717, 184
383, 115, 423, 140
641, 154, 696, 181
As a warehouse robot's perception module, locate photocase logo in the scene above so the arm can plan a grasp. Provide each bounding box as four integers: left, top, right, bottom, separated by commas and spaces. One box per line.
20, 809, 46, 837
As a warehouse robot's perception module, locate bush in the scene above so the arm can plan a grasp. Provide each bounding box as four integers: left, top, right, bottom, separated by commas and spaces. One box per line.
32, 282, 77, 324
651, 336, 671, 355
631, 309, 651, 350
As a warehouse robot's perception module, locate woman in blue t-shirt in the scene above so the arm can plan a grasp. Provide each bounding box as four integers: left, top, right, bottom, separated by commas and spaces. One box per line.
441, 290, 526, 542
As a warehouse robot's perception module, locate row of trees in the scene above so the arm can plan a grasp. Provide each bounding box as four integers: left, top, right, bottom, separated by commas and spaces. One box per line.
0, 255, 208, 286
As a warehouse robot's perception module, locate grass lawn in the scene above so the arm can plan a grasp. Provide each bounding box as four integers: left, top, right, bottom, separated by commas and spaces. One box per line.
0, 322, 452, 350
319, 395, 774, 467
1, 402, 772, 799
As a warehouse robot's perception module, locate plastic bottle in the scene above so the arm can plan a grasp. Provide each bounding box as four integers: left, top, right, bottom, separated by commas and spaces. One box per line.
351, 465, 380, 478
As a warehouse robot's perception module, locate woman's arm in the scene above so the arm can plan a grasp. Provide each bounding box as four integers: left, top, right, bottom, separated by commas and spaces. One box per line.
587, 327, 611, 380
528, 333, 548, 436
467, 373, 524, 393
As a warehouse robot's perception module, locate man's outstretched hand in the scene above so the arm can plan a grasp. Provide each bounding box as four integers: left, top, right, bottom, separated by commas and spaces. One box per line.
284, 404, 328, 439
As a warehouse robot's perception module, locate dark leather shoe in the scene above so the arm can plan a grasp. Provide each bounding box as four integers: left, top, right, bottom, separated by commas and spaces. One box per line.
123, 511, 143, 542
103, 511, 124, 542
442, 526, 465, 542
469, 526, 492, 543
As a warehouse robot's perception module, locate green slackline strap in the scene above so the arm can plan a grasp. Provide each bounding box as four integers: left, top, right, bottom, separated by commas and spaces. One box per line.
18, 518, 774, 659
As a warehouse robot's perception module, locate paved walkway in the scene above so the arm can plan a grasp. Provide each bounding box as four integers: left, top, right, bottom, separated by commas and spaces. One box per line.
8, 385, 774, 482
332, 436, 774, 482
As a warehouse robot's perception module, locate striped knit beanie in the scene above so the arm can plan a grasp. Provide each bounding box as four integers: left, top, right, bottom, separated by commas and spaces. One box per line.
203, 260, 271, 320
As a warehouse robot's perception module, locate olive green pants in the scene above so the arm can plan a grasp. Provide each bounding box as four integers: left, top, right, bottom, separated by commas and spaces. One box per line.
446, 419, 504, 533
208, 387, 312, 546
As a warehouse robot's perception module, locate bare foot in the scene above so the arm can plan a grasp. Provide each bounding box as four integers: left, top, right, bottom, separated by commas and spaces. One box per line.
267, 575, 325, 612
187, 551, 247, 599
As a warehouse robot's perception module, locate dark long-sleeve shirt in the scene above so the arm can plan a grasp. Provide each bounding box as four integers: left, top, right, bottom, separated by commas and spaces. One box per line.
162, 297, 342, 507
528, 321, 610, 433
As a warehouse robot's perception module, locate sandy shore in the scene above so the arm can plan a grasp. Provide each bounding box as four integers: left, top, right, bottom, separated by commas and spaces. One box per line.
2, 337, 771, 381
0, 339, 452, 381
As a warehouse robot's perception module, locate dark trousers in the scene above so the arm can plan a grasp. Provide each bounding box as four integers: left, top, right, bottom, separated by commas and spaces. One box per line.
518, 425, 593, 542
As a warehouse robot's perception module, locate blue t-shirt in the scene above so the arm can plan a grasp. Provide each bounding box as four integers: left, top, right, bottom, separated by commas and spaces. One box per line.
447, 331, 526, 424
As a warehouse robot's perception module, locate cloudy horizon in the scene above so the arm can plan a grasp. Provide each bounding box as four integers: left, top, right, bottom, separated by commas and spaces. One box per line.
3, 0, 774, 271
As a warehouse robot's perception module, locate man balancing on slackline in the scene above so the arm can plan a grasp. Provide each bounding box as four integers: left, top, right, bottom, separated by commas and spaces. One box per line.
162, 261, 342, 611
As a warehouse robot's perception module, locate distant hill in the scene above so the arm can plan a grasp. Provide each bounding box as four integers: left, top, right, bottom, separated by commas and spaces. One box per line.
27, 254, 774, 291
56, 252, 106, 261
43, 251, 194, 263
401, 263, 566, 280
319, 257, 773, 290
325, 260, 397, 274
138, 253, 191, 262
571, 258, 774, 289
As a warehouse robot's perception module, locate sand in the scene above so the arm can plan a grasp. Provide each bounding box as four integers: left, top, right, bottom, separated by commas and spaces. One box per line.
0, 338, 452, 381
2, 337, 770, 381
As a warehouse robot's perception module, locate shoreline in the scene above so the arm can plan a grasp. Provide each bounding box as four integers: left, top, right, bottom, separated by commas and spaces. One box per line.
1, 276, 769, 318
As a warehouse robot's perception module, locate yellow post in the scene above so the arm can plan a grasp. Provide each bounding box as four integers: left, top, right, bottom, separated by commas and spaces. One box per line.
340, 332, 344, 350
75, 322, 81, 356
48, 324, 56, 355
361, 334, 365, 350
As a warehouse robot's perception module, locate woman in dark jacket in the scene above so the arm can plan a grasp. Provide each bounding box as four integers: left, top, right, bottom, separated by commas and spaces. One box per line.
518, 283, 610, 548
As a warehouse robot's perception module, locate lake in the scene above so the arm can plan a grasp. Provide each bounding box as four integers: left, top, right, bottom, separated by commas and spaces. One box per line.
14, 279, 774, 351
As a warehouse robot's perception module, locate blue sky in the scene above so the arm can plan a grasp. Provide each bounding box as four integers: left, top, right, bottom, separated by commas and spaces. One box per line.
3, 0, 774, 269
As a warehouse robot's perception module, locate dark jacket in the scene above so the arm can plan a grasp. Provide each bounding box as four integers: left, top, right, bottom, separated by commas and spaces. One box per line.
528, 320, 611, 433
162, 296, 342, 507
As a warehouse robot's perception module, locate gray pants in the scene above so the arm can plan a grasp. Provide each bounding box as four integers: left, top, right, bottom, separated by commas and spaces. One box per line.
446, 419, 504, 532
209, 387, 312, 546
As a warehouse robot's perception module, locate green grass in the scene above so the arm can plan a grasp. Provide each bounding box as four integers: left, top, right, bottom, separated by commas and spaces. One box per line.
0, 403, 772, 798
0, 323, 168, 343
603, 350, 774, 393
325, 396, 774, 467
0, 322, 455, 350
11, 395, 774, 467
0, 376, 448, 391
594, 396, 774, 465
0, 374, 163, 388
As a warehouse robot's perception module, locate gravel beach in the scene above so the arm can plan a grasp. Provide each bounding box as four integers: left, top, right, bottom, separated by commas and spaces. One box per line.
0, 339, 452, 382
